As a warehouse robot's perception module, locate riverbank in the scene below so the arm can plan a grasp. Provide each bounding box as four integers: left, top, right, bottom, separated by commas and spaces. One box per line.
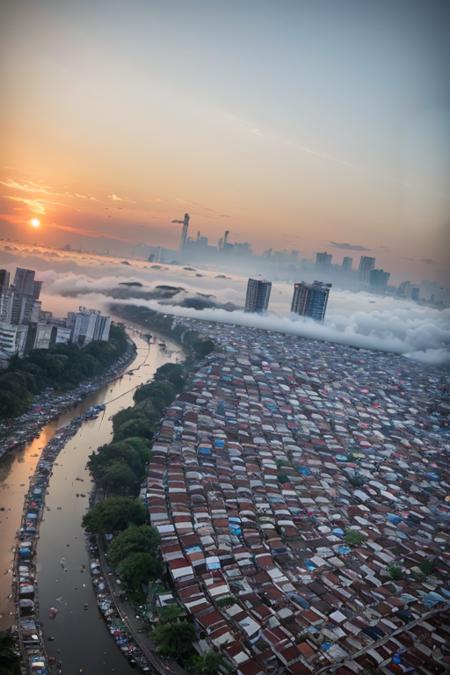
0, 335, 136, 460
31, 331, 183, 674
13, 412, 97, 674
83, 307, 219, 672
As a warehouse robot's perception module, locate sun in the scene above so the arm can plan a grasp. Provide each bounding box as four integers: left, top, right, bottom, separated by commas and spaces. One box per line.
30, 218, 41, 229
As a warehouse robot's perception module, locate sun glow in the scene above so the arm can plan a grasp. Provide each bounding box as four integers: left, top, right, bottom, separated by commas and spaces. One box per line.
30, 218, 41, 228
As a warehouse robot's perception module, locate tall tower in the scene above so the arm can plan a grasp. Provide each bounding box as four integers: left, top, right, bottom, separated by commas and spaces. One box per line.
244, 278, 272, 313
179, 213, 190, 251
291, 281, 331, 321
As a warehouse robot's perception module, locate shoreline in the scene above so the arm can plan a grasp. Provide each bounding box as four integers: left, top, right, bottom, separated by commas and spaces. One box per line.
9, 339, 137, 674
0, 337, 136, 460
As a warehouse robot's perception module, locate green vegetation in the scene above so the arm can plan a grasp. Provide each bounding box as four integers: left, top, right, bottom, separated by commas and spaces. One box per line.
157, 604, 185, 623
344, 530, 367, 546
88, 438, 151, 496
117, 551, 162, 592
153, 620, 196, 660
82, 497, 146, 533
187, 651, 226, 675
216, 596, 235, 608
388, 564, 403, 580
0, 630, 20, 675
108, 524, 160, 566
111, 304, 216, 362
108, 524, 162, 595
419, 558, 437, 576
0, 324, 128, 420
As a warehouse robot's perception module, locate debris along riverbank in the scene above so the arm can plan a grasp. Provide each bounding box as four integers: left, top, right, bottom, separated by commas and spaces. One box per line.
13, 414, 90, 674
0, 335, 136, 460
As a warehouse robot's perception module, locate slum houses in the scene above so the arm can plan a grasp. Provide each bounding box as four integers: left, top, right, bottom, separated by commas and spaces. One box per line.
146, 320, 449, 675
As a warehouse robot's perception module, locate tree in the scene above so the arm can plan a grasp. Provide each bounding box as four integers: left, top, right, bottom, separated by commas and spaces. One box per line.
419, 559, 436, 576
82, 497, 146, 533
153, 621, 195, 660
188, 651, 225, 675
114, 417, 154, 442
154, 363, 186, 390
157, 605, 185, 624
344, 530, 366, 546
100, 460, 139, 495
109, 524, 160, 566
134, 380, 176, 407
117, 552, 162, 591
388, 565, 402, 581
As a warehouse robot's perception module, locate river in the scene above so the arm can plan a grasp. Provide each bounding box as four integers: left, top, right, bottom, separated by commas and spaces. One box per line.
0, 328, 183, 673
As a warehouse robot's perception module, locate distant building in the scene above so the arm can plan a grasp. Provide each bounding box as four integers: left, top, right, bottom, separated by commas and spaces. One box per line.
369, 268, 390, 292
411, 286, 420, 302
10, 268, 42, 324
67, 307, 111, 345
342, 256, 353, 272
0, 269, 10, 292
244, 279, 272, 313
291, 281, 332, 321
358, 256, 375, 283
0, 321, 28, 357
0, 289, 14, 323
315, 251, 332, 271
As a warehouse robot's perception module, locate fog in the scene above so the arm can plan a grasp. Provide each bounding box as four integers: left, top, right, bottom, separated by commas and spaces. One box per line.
2, 244, 449, 366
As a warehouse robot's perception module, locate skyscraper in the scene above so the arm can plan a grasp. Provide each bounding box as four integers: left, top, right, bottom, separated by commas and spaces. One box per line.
369, 268, 390, 292
358, 256, 376, 282
0, 269, 10, 292
342, 256, 353, 272
11, 268, 42, 324
290, 281, 332, 321
315, 251, 332, 271
244, 278, 272, 313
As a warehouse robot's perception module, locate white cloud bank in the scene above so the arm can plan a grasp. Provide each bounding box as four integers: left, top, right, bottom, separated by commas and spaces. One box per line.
110, 297, 450, 366
2, 244, 449, 366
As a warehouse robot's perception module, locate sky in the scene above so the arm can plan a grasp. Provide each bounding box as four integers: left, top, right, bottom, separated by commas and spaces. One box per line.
1, 0, 449, 284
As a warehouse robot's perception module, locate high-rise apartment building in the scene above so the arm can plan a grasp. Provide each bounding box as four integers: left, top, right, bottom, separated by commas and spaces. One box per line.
290, 281, 332, 321
369, 268, 390, 292
67, 307, 111, 345
244, 278, 272, 313
358, 256, 376, 282
315, 251, 332, 271
0, 269, 10, 292
10, 268, 42, 324
342, 256, 353, 272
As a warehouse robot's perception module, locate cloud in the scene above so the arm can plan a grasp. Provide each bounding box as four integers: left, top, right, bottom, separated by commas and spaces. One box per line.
1, 243, 449, 366
108, 193, 123, 201
329, 241, 371, 251
5, 195, 48, 214
0, 178, 52, 194
420, 258, 436, 265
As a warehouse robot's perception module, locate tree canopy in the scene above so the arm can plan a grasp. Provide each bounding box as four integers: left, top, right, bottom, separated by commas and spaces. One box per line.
153, 621, 195, 660
82, 496, 146, 533
108, 524, 160, 566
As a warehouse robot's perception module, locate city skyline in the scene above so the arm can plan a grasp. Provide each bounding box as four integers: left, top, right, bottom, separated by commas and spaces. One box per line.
1, 1, 449, 287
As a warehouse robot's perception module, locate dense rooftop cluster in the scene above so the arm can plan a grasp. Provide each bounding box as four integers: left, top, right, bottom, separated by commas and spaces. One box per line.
147, 321, 449, 674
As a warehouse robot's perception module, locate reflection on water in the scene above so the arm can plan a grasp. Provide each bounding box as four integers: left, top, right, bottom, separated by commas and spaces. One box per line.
0, 330, 183, 675
0, 424, 58, 629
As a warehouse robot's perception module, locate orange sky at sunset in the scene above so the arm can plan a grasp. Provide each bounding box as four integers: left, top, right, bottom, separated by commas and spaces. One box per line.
1, 1, 449, 286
